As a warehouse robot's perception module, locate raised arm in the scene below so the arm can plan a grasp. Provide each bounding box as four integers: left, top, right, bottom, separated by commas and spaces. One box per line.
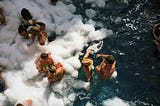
83, 50, 91, 59
96, 54, 109, 58
35, 22, 46, 30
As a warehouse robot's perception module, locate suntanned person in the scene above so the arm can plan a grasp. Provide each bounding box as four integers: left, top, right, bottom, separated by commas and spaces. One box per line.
96, 54, 116, 80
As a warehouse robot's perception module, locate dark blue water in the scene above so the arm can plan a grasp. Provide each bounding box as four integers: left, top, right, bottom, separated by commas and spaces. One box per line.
73, 0, 160, 106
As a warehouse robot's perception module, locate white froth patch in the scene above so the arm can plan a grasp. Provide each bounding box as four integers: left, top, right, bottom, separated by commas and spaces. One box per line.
68, 93, 76, 102
73, 80, 90, 90
0, 17, 19, 44
103, 97, 130, 106
0, 0, 113, 105
3, 71, 48, 106
64, 62, 79, 77
85, 9, 96, 18
0, 93, 6, 105
114, 17, 122, 24
86, 102, 94, 106
48, 93, 64, 106
22, 59, 39, 80
64, 56, 81, 69
111, 71, 117, 79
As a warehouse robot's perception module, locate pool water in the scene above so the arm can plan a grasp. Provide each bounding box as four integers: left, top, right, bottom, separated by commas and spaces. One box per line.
72, 0, 160, 106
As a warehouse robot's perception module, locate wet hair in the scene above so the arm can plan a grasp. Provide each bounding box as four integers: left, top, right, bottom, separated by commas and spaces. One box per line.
82, 58, 93, 67
21, 8, 32, 21
49, 66, 56, 73
40, 53, 48, 59
18, 25, 27, 34
51, 0, 58, 4
16, 103, 24, 106
105, 55, 115, 64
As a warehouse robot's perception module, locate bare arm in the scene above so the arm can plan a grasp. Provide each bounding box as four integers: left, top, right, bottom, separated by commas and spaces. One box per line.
36, 22, 46, 30
96, 54, 109, 58
83, 50, 91, 59
111, 61, 116, 72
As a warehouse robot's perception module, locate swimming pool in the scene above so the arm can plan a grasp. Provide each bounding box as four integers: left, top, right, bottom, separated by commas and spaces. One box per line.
73, 0, 160, 105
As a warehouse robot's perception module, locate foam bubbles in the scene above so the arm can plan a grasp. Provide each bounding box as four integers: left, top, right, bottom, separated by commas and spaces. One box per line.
0, 0, 112, 105
102, 97, 130, 106
0, 93, 6, 105
85, 9, 96, 18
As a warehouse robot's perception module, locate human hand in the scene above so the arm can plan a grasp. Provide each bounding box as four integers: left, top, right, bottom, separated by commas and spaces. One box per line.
87, 49, 91, 53
96, 54, 101, 57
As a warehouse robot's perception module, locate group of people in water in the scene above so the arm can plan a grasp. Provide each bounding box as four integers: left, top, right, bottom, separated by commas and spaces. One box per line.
81, 50, 116, 82
18, 8, 66, 84
36, 52, 65, 83
0, 1, 159, 105
18, 7, 117, 106
16, 7, 118, 83
18, 8, 48, 46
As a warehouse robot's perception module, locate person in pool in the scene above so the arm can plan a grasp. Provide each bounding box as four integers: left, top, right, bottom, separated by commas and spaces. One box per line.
15, 99, 32, 106
20, 8, 33, 25
81, 49, 94, 82
47, 62, 65, 83
18, 22, 48, 46
50, 0, 59, 5
0, 63, 6, 80
152, 23, 160, 57
19, 8, 48, 46
36, 53, 54, 74
0, 8, 6, 25
0, 63, 6, 92
95, 54, 116, 80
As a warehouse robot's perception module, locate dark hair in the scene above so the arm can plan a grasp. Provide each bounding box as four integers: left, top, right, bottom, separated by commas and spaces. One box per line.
21, 8, 32, 21
40, 53, 48, 59
18, 25, 27, 34
51, 0, 58, 4
49, 66, 56, 73
105, 55, 115, 64
16, 103, 24, 106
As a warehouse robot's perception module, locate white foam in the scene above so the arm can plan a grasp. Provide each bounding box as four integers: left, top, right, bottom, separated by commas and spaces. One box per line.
86, 102, 94, 106
114, 17, 122, 24
111, 71, 117, 79
48, 93, 64, 106
85, 9, 96, 18
73, 80, 90, 90
0, 93, 6, 106
103, 97, 130, 106
68, 93, 76, 102
3, 71, 48, 106
0, 0, 112, 105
